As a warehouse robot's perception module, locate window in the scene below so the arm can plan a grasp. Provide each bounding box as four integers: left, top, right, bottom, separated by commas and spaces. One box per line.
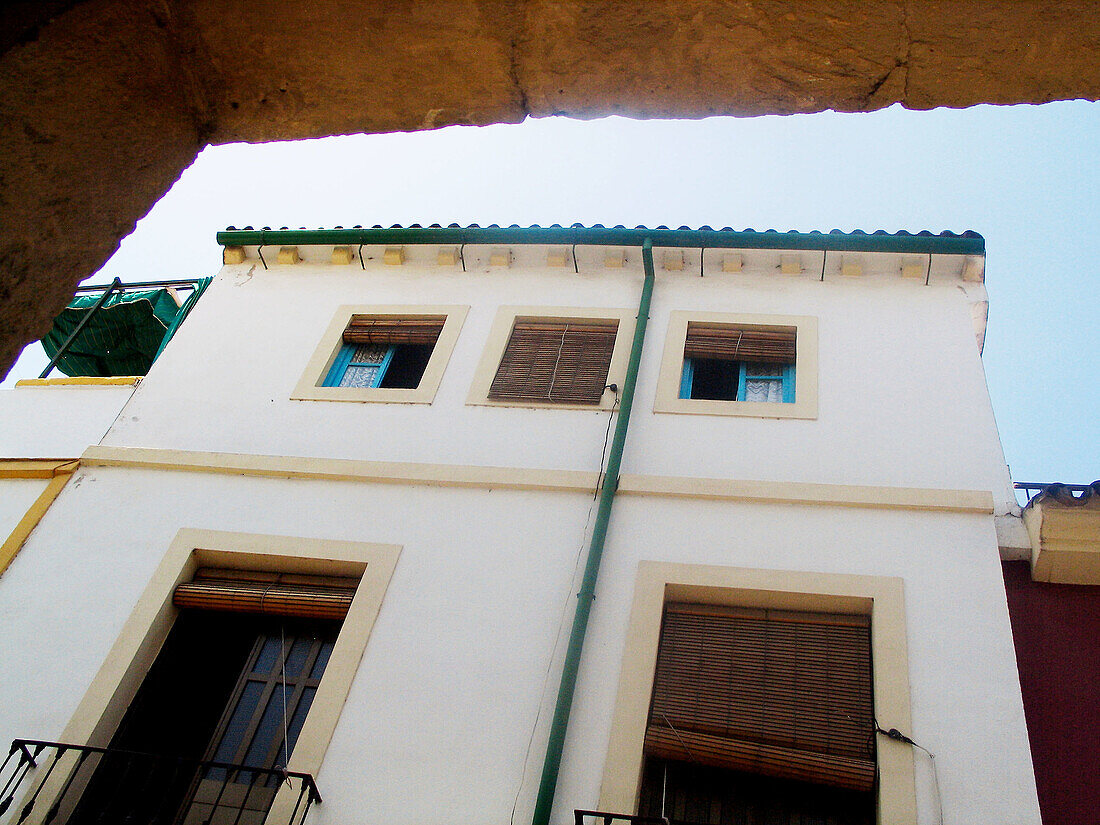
638, 602, 875, 824
679, 323, 796, 402
489, 319, 618, 404
323, 316, 444, 389
293, 305, 467, 403
467, 306, 636, 410
70, 568, 358, 824
50, 529, 400, 824
655, 311, 818, 419
600, 563, 917, 824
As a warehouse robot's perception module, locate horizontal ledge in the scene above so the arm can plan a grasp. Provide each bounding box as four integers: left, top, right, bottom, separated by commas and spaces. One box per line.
15, 377, 141, 387
80, 447, 994, 514
617, 474, 994, 513
0, 459, 80, 478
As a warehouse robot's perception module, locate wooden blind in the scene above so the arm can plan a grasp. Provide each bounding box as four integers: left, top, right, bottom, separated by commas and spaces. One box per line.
645, 602, 875, 792
488, 319, 618, 404
684, 323, 796, 363
342, 316, 446, 345
173, 568, 359, 621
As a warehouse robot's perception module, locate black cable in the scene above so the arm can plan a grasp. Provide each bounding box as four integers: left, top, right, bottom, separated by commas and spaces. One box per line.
593, 386, 621, 499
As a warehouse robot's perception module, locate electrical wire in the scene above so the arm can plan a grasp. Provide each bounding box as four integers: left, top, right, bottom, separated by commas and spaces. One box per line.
877, 726, 943, 825
508, 385, 623, 825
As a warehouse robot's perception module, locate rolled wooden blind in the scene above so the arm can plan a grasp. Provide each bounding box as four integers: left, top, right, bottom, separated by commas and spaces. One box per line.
645, 603, 875, 792
684, 323, 796, 363
342, 316, 446, 345
173, 568, 359, 621
488, 319, 618, 404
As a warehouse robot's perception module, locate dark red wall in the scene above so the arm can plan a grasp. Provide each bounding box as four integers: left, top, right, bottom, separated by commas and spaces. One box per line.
1002, 561, 1100, 824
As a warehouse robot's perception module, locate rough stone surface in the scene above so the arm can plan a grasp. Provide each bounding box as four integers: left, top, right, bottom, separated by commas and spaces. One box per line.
3, 0, 1099, 378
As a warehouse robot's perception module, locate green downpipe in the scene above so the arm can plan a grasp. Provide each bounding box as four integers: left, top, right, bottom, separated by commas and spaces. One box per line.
531, 238, 656, 825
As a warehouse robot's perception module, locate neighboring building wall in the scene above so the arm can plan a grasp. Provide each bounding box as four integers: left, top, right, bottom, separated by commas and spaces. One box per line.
1002, 561, 1100, 825
0, 382, 135, 457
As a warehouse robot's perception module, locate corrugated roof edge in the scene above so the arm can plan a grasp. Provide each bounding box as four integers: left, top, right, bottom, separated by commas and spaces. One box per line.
216, 225, 985, 256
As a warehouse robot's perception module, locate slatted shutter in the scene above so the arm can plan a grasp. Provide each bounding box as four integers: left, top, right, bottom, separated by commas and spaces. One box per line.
684, 323, 796, 364
174, 568, 359, 621
645, 603, 876, 792
342, 316, 446, 345
488, 319, 618, 404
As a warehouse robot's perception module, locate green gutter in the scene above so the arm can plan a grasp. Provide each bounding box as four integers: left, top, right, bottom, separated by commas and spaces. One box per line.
531, 238, 657, 825
216, 225, 984, 257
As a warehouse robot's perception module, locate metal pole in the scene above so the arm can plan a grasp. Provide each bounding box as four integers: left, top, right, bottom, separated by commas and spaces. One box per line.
39, 278, 121, 378
531, 239, 656, 825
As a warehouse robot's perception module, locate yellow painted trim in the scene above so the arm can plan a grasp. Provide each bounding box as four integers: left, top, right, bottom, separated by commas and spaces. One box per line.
38, 528, 400, 821
0, 463, 77, 576
466, 305, 638, 411
80, 446, 995, 514
16, 376, 141, 387
291, 304, 469, 404
653, 310, 819, 419
600, 562, 916, 825
0, 459, 79, 479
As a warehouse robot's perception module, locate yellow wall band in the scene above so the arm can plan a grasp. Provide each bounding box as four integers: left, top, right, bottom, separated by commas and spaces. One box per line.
0, 460, 78, 576
16, 376, 141, 387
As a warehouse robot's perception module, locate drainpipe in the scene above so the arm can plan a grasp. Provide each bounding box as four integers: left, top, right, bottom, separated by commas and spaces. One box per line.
531, 238, 656, 825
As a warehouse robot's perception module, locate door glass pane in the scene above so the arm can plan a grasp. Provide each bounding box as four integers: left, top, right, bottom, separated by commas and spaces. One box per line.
243, 687, 287, 770
350, 344, 388, 364
208, 679, 265, 778
283, 638, 312, 678
310, 641, 334, 679
251, 636, 283, 676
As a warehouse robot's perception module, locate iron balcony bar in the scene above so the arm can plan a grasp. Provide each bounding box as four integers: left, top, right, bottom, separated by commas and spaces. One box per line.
73, 278, 205, 294
1014, 482, 1095, 495
38, 278, 121, 379
574, 810, 671, 825
1, 738, 321, 825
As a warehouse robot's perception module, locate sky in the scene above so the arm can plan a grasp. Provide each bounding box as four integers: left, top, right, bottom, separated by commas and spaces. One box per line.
3, 101, 1097, 486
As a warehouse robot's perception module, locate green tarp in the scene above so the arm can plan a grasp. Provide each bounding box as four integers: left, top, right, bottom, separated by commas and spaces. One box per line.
42, 289, 182, 377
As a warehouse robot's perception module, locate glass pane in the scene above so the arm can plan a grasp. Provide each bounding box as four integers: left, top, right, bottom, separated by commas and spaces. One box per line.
212, 679, 265, 765
284, 686, 318, 762
310, 641, 334, 679
745, 362, 783, 379
745, 378, 783, 403
283, 638, 312, 678
338, 364, 380, 388
350, 344, 388, 364
251, 636, 283, 675
243, 687, 286, 769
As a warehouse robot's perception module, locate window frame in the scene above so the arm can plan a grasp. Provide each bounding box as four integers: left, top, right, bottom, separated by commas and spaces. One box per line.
599, 561, 917, 824
44, 528, 400, 824
655, 311, 818, 419
292, 304, 468, 404
466, 306, 637, 411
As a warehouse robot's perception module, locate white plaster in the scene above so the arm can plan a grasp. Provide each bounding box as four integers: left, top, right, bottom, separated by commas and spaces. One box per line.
0, 385, 133, 458
0, 478, 50, 546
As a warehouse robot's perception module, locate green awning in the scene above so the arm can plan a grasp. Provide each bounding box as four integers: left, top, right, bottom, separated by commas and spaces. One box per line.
42, 289, 181, 377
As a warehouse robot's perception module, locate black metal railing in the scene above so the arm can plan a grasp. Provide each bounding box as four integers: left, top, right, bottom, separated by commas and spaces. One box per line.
574, 810, 670, 825
1, 739, 321, 825
1014, 481, 1098, 504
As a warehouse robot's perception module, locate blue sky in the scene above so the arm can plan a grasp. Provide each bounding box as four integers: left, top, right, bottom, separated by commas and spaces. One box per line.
5, 102, 1097, 485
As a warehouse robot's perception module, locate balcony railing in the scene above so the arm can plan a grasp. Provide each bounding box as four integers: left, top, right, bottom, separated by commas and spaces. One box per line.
574, 810, 670, 825
1, 739, 321, 825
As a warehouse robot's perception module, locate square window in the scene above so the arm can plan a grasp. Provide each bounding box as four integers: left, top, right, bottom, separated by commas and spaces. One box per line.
679, 322, 796, 403
293, 306, 467, 404
488, 318, 618, 404
655, 311, 818, 419
468, 306, 636, 410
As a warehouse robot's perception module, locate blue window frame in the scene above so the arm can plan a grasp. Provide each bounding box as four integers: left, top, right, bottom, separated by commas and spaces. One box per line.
323, 343, 396, 388
680, 359, 795, 403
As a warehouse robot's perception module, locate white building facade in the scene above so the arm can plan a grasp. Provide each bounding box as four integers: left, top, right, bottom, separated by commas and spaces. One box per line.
0, 226, 1040, 825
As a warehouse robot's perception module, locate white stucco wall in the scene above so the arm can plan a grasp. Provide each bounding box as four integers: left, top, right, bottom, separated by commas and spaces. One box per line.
101, 258, 1015, 512
0, 465, 1040, 825
0, 478, 49, 546
0, 385, 133, 458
